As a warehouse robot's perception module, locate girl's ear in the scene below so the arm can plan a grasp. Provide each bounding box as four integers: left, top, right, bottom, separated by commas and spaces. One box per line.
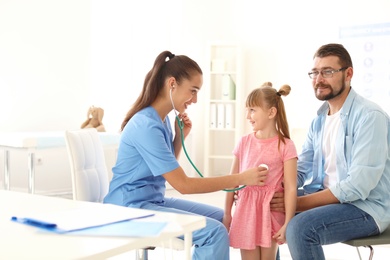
269, 107, 277, 119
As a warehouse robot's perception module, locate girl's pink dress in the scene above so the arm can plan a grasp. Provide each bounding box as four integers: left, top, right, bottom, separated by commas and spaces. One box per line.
229, 134, 297, 250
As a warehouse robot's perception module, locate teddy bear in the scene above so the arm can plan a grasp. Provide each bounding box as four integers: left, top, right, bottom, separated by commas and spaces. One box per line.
81, 106, 106, 132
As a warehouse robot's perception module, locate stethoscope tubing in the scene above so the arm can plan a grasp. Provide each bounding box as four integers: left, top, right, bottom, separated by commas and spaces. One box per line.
170, 88, 244, 192
176, 116, 245, 192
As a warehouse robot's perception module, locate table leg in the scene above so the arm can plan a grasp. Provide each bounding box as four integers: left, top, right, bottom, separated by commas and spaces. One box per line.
4, 150, 10, 190
184, 232, 192, 260
28, 152, 35, 194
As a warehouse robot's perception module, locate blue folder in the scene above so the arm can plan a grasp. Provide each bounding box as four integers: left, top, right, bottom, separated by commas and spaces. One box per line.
62, 220, 168, 237
11, 216, 168, 237
11, 204, 170, 237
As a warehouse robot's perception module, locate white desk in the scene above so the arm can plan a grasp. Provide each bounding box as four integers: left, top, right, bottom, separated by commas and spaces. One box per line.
1, 190, 206, 260
0, 131, 120, 193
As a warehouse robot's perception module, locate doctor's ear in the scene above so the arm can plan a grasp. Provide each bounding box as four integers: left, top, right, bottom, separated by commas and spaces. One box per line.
167, 77, 176, 89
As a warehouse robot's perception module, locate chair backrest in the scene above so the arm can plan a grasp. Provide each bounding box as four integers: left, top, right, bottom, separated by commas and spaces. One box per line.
64, 128, 109, 202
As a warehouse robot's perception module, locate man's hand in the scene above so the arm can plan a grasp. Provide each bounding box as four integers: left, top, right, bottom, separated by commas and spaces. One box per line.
270, 191, 285, 212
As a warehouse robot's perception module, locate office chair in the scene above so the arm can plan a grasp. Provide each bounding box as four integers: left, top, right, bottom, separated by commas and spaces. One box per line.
342, 226, 390, 260
64, 128, 184, 260
65, 128, 109, 202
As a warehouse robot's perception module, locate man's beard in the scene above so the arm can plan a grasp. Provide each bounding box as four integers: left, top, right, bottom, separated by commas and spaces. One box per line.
314, 81, 346, 101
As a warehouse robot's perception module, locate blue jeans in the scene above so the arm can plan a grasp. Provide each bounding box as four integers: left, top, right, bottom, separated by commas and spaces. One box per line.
286, 203, 379, 260
137, 197, 229, 260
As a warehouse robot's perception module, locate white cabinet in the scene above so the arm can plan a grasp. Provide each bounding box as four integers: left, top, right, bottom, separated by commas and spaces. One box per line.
203, 43, 244, 177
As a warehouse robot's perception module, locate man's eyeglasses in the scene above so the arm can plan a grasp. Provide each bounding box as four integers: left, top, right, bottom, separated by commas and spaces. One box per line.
308, 67, 348, 79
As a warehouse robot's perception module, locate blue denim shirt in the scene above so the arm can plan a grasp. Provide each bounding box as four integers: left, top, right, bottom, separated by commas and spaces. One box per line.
297, 88, 390, 232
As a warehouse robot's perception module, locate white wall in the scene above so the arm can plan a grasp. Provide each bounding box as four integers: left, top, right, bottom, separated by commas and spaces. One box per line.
1, 0, 390, 193
0, 0, 91, 132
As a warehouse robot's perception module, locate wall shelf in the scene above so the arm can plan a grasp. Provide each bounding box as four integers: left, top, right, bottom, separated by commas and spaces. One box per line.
203, 43, 243, 177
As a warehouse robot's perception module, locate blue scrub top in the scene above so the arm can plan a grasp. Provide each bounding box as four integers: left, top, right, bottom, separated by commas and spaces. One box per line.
103, 106, 180, 207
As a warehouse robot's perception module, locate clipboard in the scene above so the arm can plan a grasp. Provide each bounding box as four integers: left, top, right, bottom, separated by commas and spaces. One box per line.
62, 220, 168, 237
11, 203, 157, 234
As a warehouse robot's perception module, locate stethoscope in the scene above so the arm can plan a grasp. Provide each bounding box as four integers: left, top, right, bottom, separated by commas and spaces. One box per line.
169, 88, 245, 192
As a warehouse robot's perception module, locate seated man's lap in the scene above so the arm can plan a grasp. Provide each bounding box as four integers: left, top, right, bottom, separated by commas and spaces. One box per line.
288, 203, 379, 244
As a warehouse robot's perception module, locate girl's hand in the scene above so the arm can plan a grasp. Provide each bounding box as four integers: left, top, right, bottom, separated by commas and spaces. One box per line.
222, 214, 232, 231
176, 113, 192, 138
272, 225, 287, 245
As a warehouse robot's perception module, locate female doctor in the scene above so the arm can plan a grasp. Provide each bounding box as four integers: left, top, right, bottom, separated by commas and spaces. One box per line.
103, 51, 268, 259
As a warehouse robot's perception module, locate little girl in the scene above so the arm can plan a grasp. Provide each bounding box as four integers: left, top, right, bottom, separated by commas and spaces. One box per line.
223, 82, 298, 260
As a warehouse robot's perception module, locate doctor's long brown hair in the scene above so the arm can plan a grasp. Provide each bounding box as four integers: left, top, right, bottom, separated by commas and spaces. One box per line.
121, 51, 202, 131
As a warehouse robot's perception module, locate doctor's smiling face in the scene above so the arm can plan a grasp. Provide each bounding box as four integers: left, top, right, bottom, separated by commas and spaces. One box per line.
171, 73, 202, 114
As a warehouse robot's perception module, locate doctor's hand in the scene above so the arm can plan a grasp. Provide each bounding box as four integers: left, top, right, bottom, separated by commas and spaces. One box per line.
240, 165, 268, 186
175, 113, 192, 139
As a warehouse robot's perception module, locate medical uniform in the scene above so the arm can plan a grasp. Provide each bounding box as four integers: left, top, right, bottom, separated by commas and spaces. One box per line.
104, 106, 229, 260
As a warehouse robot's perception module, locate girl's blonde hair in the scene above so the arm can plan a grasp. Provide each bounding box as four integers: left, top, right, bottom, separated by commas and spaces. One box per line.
246, 82, 291, 145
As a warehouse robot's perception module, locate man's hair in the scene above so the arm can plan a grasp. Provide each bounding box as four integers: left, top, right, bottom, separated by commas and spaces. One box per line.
314, 43, 353, 68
